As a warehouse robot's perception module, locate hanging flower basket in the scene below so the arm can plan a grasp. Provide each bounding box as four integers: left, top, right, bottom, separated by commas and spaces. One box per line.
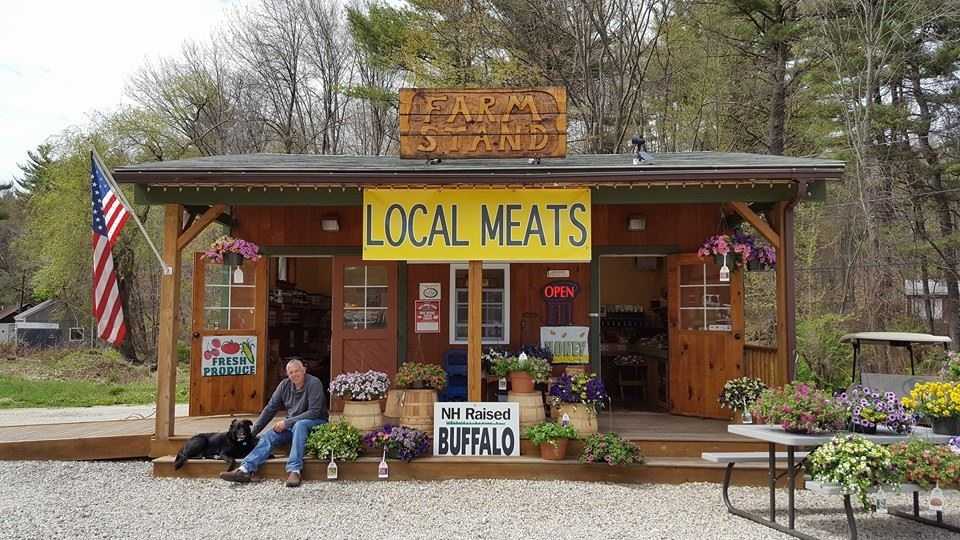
202, 235, 262, 264
222, 252, 244, 266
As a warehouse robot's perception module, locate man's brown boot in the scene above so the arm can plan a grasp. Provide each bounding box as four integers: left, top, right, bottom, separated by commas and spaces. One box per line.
285, 471, 301, 488
219, 468, 252, 483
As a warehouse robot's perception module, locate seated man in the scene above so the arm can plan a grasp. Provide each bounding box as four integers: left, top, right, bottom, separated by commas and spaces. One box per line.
220, 359, 327, 487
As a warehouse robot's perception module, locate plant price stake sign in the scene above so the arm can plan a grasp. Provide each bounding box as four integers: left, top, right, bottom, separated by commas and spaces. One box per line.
433, 402, 520, 457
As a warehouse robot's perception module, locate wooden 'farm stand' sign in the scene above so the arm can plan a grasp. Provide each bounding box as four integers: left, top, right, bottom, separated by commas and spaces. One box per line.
399, 87, 567, 159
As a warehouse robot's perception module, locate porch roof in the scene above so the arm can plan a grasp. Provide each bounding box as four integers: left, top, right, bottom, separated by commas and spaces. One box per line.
113, 152, 844, 186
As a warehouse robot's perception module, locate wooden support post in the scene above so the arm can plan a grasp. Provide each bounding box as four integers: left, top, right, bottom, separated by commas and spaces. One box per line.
155, 204, 183, 440
770, 202, 793, 385
468, 260, 483, 401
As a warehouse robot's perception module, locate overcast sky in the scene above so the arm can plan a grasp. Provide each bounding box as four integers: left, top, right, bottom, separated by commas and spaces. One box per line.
0, 0, 242, 186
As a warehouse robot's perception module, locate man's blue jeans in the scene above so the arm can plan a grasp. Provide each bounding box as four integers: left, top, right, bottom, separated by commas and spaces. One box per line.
241, 418, 327, 473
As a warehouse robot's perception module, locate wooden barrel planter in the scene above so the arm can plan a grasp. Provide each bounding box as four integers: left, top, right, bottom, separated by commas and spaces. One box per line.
342, 400, 383, 431
384, 389, 403, 426
554, 403, 598, 435
509, 391, 545, 434
399, 389, 437, 432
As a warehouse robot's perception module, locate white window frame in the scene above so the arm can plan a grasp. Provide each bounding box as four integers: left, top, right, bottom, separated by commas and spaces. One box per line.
69, 327, 84, 342
448, 263, 510, 345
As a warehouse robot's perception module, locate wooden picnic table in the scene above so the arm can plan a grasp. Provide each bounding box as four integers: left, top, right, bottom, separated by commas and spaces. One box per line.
725, 424, 953, 540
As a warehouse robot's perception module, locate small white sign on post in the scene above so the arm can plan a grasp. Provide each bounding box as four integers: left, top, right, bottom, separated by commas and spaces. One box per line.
201, 335, 257, 376
433, 402, 520, 457
419, 282, 441, 300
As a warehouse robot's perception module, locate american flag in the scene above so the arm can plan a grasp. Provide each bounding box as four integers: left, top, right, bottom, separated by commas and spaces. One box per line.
91, 156, 130, 346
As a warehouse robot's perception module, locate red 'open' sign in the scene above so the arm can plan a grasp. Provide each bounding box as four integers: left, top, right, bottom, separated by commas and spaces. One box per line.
542, 280, 579, 301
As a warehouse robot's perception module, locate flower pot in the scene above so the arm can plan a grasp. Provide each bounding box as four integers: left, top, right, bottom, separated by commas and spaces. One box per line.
852, 423, 878, 435
746, 259, 768, 271
509, 372, 535, 393
222, 252, 244, 266
342, 400, 383, 431
399, 389, 436, 432
509, 391, 545, 433
931, 416, 960, 436
539, 438, 569, 460
555, 403, 598, 435
409, 381, 427, 390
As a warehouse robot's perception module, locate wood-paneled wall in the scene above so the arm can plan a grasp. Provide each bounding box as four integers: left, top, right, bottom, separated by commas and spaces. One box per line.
592, 203, 719, 250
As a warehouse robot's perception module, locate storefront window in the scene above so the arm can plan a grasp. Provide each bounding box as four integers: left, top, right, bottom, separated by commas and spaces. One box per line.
678, 262, 732, 332
203, 259, 256, 330
449, 264, 510, 344
343, 265, 388, 329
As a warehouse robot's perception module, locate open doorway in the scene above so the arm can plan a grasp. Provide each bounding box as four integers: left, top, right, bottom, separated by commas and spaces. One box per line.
266, 256, 333, 395
598, 255, 669, 412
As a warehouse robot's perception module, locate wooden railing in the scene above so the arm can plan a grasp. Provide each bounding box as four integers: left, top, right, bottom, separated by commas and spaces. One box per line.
744, 344, 787, 387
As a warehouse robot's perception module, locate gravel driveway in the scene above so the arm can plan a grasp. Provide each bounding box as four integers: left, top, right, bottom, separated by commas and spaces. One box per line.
1, 461, 957, 539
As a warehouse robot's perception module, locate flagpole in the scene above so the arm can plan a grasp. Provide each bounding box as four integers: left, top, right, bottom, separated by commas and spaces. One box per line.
91, 150, 172, 275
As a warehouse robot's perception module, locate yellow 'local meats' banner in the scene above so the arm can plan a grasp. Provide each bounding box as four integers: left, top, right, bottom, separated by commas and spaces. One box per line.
363, 189, 591, 261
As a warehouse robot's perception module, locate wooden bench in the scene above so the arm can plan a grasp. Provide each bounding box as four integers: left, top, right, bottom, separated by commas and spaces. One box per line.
805, 480, 960, 540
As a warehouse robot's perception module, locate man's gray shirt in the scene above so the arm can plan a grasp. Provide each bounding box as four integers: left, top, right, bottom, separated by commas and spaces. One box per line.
251, 374, 328, 435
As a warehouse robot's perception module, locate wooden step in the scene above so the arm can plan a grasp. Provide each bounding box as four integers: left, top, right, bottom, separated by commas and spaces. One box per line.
153, 455, 791, 486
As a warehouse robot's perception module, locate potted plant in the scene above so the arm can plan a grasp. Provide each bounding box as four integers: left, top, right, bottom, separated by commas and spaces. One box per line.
901, 381, 960, 435
490, 352, 551, 393
752, 382, 848, 434
747, 245, 776, 271
363, 424, 431, 462
749, 386, 786, 424
547, 372, 608, 435
525, 421, 578, 460
718, 377, 767, 423
329, 370, 390, 431
306, 421, 364, 461
394, 362, 447, 391
889, 439, 960, 489
835, 385, 916, 434
394, 362, 447, 432
202, 235, 262, 266
806, 434, 900, 510
578, 433, 644, 466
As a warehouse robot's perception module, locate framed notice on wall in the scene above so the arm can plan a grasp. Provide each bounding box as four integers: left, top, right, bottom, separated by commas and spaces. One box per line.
433, 402, 520, 457
540, 326, 589, 364
201, 335, 257, 376
415, 300, 440, 333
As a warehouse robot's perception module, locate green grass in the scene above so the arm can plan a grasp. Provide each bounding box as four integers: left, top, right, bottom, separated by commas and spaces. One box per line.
0, 347, 189, 409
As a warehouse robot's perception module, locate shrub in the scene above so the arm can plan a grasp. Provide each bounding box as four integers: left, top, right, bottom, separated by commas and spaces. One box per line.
306, 421, 363, 461
394, 362, 447, 391
524, 421, 578, 448
578, 433, 643, 466
795, 314, 853, 391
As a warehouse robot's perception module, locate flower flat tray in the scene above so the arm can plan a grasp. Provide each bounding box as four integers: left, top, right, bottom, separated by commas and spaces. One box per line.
805, 479, 934, 495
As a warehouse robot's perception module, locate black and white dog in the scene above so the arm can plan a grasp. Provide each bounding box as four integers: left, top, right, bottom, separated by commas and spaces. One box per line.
174, 419, 257, 470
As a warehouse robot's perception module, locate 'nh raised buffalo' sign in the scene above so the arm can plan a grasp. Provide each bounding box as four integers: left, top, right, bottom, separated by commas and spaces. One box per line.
399, 87, 567, 159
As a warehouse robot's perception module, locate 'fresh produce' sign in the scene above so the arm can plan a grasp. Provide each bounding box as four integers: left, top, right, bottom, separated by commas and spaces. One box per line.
201, 336, 257, 376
